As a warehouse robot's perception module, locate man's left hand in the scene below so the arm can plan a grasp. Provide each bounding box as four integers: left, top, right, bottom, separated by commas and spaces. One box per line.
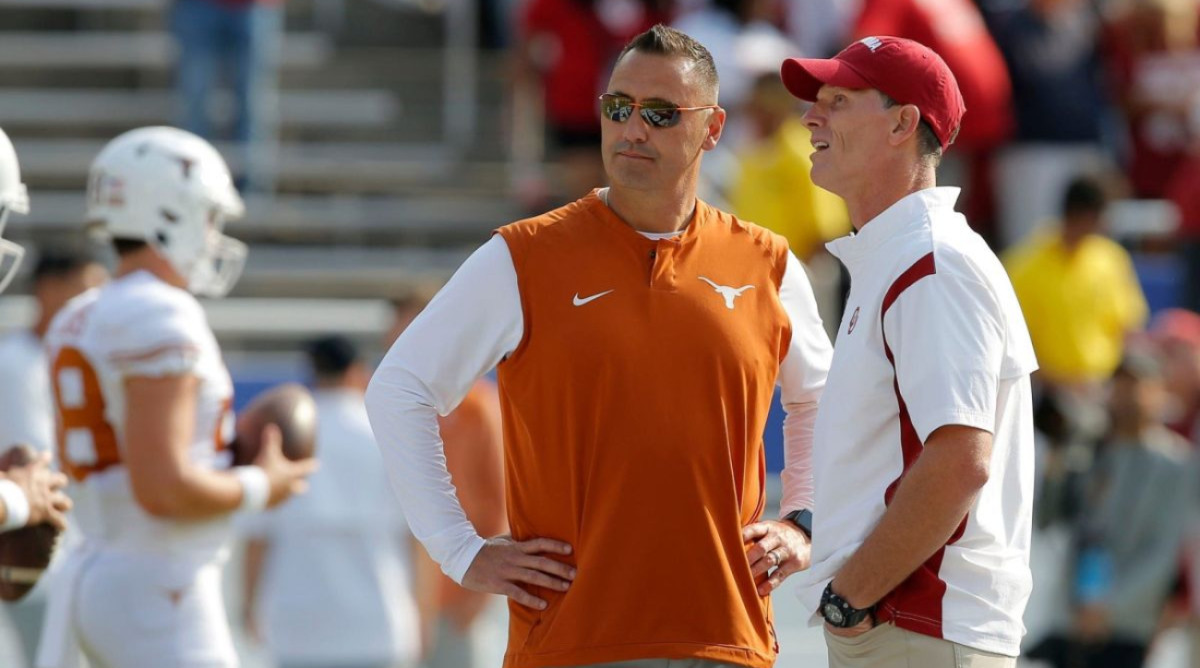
743, 519, 811, 595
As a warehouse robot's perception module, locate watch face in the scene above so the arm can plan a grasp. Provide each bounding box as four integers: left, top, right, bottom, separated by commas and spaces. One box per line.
823, 603, 845, 626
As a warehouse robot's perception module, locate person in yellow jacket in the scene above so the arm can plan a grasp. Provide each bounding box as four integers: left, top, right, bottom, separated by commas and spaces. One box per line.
731, 73, 849, 262
1005, 175, 1148, 387
731, 73, 850, 333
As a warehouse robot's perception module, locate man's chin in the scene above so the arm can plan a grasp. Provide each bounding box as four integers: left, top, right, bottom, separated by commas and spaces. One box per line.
609, 165, 655, 187
810, 168, 835, 195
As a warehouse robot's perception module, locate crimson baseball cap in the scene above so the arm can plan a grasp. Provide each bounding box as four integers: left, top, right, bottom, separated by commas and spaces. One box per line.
781, 36, 966, 150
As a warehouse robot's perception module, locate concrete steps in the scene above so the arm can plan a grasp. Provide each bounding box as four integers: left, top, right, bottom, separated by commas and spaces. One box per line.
0, 30, 332, 70
9, 138, 515, 195
12, 190, 521, 245
0, 88, 400, 130
0, 0, 520, 302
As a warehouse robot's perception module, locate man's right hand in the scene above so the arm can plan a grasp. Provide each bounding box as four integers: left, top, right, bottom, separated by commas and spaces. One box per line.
253, 424, 318, 508
461, 536, 575, 610
3, 451, 71, 531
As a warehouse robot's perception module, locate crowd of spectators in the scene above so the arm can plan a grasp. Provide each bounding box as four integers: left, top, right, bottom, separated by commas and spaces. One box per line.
510, 0, 1200, 287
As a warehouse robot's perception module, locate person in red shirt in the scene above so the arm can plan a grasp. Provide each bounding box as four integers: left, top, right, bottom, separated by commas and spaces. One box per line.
512, 0, 670, 207
1103, 0, 1200, 200
852, 0, 1014, 241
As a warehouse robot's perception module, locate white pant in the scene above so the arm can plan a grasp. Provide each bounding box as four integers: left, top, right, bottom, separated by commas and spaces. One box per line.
39, 550, 236, 668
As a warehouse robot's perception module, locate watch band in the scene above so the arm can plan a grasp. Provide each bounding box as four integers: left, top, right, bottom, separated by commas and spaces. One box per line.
0, 565, 44, 585
782, 508, 812, 539
820, 582, 874, 628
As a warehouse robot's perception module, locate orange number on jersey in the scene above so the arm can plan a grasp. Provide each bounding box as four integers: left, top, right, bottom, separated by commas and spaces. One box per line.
213, 397, 232, 453
51, 347, 121, 482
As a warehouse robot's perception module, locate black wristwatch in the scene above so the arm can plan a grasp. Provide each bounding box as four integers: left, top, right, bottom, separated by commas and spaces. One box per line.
820, 582, 874, 628
782, 508, 813, 539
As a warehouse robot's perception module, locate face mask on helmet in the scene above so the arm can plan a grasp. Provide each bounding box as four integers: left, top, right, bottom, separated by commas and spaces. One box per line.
0, 207, 27, 294
0, 127, 30, 295
177, 208, 248, 298
87, 126, 246, 298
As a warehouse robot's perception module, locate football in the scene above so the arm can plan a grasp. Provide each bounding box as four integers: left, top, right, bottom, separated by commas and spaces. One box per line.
0, 444, 62, 602
229, 383, 318, 466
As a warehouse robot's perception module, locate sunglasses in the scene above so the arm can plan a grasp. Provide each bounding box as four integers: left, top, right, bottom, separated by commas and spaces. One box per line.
599, 93, 719, 129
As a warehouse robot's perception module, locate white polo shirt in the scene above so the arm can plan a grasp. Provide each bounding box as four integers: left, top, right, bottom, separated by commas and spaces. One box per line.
796, 188, 1037, 656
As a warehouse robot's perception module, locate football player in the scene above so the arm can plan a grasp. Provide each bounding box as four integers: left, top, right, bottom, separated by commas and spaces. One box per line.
38, 126, 315, 668
0, 125, 73, 539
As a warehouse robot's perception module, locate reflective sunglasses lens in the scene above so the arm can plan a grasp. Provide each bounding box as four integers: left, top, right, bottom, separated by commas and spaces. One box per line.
601, 96, 635, 123
640, 103, 681, 128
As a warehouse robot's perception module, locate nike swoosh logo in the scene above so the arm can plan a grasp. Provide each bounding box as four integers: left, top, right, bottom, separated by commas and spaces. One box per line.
573, 289, 615, 306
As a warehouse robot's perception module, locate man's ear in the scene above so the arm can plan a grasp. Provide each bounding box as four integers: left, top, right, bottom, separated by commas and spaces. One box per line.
888, 104, 922, 147
702, 107, 727, 151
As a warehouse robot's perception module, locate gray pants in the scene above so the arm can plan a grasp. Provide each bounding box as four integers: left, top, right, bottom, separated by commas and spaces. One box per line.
423, 615, 485, 668
825, 623, 1014, 668
552, 661, 745, 668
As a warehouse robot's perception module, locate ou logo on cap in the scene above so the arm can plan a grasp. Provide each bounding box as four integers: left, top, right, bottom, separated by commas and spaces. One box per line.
858, 36, 883, 52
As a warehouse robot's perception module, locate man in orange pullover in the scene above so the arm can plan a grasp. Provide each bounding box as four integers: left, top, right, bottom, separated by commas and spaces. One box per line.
367, 25, 833, 668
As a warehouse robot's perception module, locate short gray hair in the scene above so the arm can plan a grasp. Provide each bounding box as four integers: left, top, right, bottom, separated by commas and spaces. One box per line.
881, 93, 943, 166
617, 24, 719, 102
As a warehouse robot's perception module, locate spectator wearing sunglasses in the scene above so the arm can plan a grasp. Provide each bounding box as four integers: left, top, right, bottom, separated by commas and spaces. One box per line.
367, 23, 833, 668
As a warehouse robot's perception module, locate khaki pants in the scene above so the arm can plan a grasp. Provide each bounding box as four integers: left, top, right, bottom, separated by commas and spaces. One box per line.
1190, 622, 1200, 668
825, 623, 1015, 668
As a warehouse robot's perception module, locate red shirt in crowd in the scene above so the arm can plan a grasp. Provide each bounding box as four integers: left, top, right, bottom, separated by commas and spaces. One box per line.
1104, 14, 1200, 199
519, 0, 667, 135
853, 0, 1013, 151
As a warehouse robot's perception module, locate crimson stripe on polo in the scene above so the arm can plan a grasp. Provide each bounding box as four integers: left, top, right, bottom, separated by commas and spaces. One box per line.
873, 251, 969, 639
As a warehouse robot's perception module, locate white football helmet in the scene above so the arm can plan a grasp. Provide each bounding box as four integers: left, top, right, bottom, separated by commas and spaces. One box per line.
0, 126, 29, 294
87, 126, 247, 297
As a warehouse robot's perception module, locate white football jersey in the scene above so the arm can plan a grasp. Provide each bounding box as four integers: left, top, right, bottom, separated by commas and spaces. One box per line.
44, 270, 235, 566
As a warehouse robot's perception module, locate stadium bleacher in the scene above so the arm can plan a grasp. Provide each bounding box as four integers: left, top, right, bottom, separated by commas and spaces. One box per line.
0, 0, 518, 327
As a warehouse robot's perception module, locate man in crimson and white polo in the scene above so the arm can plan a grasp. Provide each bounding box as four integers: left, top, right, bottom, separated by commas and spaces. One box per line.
779, 37, 1038, 667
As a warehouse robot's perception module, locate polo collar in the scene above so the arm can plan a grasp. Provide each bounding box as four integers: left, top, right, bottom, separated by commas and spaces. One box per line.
826, 187, 960, 264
